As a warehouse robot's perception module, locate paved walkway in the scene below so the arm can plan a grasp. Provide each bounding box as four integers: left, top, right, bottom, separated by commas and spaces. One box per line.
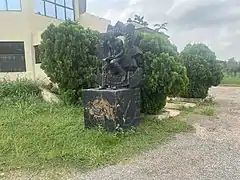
79, 87, 240, 180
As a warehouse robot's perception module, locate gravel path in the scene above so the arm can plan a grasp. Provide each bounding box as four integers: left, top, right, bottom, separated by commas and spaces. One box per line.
78, 87, 240, 180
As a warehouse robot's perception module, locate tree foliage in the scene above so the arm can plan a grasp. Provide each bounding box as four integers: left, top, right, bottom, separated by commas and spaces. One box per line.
127, 14, 168, 32
127, 14, 149, 27
154, 22, 168, 32
140, 33, 188, 114
225, 57, 240, 76
140, 33, 178, 59
180, 43, 223, 98
40, 20, 100, 104
219, 57, 240, 77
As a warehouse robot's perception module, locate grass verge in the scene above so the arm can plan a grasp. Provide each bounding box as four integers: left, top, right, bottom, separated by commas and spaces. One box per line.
0, 80, 192, 172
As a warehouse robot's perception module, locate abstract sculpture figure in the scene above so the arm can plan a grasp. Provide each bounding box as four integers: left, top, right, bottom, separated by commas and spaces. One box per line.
83, 21, 143, 131
98, 21, 144, 89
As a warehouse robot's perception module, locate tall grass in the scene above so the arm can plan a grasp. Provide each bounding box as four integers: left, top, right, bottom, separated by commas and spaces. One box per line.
0, 79, 41, 100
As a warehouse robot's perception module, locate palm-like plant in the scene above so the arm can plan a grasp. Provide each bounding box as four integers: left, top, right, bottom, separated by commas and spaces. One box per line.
134, 14, 141, 23
154, 22, 168, 31
127, 14, 148, 26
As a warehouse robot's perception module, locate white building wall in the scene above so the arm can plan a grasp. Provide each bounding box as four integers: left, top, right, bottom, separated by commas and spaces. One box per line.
0, 0, 110, 82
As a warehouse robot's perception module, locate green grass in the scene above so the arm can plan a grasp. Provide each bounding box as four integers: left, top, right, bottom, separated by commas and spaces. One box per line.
221, 74, 240, 85
0, 80, 192, 172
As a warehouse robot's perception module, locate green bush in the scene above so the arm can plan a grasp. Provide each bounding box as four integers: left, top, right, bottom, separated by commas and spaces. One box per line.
40, 20, 101, 105
140, 34, 188, 114
140, 33, 179, 59
180, 43, 223, 98
0, 79, 41, 101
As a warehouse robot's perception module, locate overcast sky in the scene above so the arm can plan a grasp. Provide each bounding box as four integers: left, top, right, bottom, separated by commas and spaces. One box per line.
87, 0, 240, 61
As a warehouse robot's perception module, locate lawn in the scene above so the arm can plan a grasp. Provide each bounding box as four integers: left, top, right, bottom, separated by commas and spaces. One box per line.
0, 80, 192, 172
221, 74, 240, 85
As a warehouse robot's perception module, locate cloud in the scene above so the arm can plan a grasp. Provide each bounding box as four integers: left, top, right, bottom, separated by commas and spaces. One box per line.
170, 0, 240, 29
87, 0, 240, 60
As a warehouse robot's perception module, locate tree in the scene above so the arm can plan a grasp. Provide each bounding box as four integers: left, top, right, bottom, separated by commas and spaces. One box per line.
134, 14, 143, 24
40, 20, 101, 104
226, 57, 239, 76
154, 22, 168, 31
127, 14, 149, 27
180, 43, 223, 98
127, 18, 132, 23
140, 33, 188, 114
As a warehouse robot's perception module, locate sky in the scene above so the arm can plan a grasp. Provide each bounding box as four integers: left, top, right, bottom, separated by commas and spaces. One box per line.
87, 0, 240, 61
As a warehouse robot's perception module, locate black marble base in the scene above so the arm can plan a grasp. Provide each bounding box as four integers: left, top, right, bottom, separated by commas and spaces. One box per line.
83, 88, 141, 131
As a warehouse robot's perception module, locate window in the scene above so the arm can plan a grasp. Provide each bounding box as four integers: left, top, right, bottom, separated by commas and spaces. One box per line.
0, 42, 26, 72
66, 8, 74, 20
34, 0, 75, 21
56, 5, 65, 20
0, 0, 22, 11
56, 0, 64, 6
45, 1, 56, 17
34, 45, 41, 64
65, 0, 73, 8
34, 0, 44, 15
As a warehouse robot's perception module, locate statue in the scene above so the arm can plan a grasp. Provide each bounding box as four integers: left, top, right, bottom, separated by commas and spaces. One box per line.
98, 21, 144, 89
83, 21, 143, 131
102, 31, 126, 85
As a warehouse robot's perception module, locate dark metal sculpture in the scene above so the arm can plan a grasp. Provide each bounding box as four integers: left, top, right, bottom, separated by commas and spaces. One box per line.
98, 21, 144, 89
83, 22, 143, 131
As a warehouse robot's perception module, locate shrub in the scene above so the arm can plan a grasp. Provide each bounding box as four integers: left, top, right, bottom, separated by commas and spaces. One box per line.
180, 43, 223, 98
40, 20, 101, 105
140, 33, 179, 59
140, 34, 188, 114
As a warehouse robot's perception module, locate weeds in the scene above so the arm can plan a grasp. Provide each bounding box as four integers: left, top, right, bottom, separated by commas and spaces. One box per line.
0, 78, 41, 100
200, 106, 215, 116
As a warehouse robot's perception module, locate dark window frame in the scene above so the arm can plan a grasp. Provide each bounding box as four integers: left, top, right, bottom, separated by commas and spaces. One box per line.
34, 45, 41, 64
35, 0, 75, 21
0, 0, 22, 11
0, 41, 26, 72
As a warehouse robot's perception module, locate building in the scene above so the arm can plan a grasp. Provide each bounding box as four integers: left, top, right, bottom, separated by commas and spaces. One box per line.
0, 0, 110, 82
